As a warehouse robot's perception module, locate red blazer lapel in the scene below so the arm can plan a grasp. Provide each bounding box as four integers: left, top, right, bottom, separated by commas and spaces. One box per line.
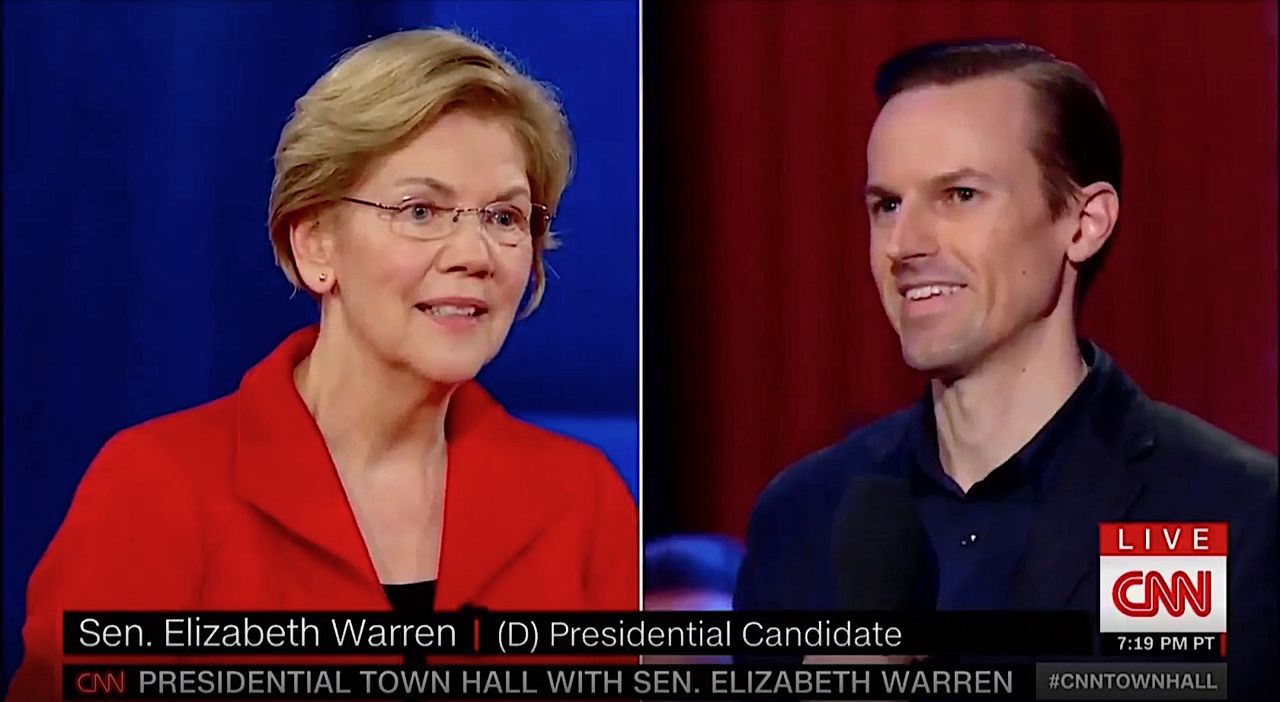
436, 383, 568, 609
231, 327, 382, 590
228, 326, 570, 611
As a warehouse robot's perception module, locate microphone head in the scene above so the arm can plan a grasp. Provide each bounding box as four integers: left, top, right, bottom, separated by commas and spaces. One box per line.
831, 475, 930, 610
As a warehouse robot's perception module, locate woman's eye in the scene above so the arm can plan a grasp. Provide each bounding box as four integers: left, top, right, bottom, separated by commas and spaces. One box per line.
407, 204, 435, 221
488, 206, 526, 229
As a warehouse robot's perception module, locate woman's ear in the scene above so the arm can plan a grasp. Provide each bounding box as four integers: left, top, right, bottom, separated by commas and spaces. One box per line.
290, 212, 336, 294
1066, 181, 1120, 266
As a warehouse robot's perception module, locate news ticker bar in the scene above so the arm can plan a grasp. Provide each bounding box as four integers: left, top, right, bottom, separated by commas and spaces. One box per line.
63, 663, 1228, 700
64, 611, 1093, 656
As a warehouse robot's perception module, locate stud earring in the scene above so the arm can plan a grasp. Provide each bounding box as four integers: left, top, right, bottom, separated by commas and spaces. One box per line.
318, 273, 327, 282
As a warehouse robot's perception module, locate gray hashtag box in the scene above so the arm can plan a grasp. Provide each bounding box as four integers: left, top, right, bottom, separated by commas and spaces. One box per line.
1036, 663, 1227, 700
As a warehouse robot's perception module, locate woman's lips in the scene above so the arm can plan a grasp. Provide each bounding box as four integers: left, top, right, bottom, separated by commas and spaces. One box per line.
414, 299, 489, 330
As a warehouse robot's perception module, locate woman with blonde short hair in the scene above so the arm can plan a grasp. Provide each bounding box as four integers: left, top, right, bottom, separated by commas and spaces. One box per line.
7, 29, 637, 701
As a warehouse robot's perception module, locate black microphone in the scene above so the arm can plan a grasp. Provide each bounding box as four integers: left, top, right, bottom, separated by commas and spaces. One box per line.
831, 475, 932, 611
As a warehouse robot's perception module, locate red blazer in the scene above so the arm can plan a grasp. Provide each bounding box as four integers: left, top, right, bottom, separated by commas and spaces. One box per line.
7, 326, 638, 701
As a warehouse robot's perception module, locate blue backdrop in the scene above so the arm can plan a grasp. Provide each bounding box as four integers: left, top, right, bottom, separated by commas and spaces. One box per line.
1, 0, 638, 681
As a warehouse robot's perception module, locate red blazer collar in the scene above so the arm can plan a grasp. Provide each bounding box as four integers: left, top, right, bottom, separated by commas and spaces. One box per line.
232, 326, 565, 608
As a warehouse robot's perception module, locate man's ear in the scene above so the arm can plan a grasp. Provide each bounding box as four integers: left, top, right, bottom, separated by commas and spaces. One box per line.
290, 211, 336, 294
1065, 181, 1119, 266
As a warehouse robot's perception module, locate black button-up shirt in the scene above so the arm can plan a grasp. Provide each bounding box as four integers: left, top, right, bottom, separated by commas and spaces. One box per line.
909, 346, 1103, 610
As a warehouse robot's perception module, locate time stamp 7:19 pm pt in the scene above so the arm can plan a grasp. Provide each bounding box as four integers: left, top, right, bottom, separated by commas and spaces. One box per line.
1107, 634, 1221, 655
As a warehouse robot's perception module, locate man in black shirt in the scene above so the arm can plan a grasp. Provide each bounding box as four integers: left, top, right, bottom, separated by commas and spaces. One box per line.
733, 41, 1277, 698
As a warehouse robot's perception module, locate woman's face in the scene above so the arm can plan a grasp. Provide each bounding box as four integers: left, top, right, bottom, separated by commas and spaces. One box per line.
323, 111, 535, 385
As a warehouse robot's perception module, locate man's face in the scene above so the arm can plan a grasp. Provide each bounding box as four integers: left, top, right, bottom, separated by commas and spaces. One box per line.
865, 76, 1076, 377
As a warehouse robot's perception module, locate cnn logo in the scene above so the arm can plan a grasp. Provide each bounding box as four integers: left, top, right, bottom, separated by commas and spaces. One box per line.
73, 670, 126, 696
1112, 570, 1211, 617
1099, 523, 1227, 633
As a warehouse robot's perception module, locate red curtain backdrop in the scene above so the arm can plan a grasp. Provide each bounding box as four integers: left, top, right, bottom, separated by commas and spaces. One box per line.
644, 0, 1277, 539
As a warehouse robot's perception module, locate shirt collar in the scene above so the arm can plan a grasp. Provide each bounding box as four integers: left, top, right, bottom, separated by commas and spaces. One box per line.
908, 340, 1107, 497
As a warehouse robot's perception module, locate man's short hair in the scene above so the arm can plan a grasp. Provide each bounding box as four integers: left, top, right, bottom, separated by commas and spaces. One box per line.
874, 40, 1122, 304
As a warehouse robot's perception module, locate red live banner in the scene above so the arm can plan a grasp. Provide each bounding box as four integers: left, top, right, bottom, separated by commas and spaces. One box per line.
1098, 523, 1227, 556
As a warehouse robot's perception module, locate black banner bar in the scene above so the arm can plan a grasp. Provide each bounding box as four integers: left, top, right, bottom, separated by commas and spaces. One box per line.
64, 610, 1093, 656
475, 611, 1093, 656
65, 612, 477, 655
63, 664, 1034, 700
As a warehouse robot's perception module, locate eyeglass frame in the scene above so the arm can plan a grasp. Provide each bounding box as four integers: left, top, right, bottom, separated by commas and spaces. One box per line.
339, 196, 552, 245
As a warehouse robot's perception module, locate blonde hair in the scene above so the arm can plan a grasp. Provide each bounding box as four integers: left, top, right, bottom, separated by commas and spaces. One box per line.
268, 29, 573, 315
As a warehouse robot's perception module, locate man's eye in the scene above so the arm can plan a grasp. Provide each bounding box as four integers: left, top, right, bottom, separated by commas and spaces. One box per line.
947, 187, 978, 203
869, 198, 900, 216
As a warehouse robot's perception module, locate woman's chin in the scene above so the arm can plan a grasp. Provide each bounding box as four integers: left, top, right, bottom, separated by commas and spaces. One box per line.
408, 356, 487, 386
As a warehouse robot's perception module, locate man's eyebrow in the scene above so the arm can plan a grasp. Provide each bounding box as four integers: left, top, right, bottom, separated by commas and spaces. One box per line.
864, 169, 996, 198
864, 184, 899, 199
928, 168, 995, 187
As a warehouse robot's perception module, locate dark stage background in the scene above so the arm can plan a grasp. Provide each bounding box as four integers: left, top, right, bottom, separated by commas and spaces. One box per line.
644, 0, 1278, 539
2, 0, 637, 682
